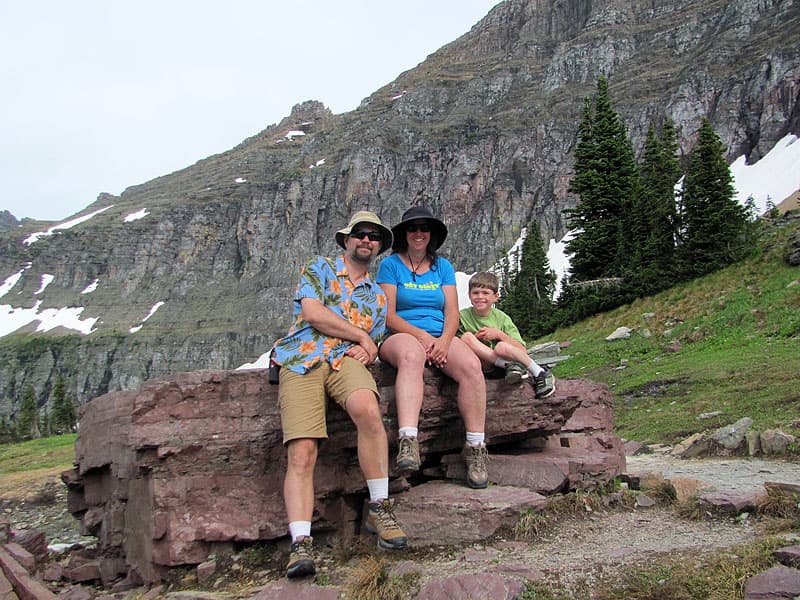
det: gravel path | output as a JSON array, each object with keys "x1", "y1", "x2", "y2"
[
  {"x1": 626, "y1": 453, "x2": 800, "y2": 493},
  {"x1": 405, "y1": 507, "x2": 761, "y2": 595},
  {"x1": 4, "y1": 454, "x2": 798, "y2": 598},
  {"x1": 388, "y1": 453, "x2": 800, "y2": 595}
]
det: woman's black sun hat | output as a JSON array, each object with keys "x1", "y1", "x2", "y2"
[{"x1": 391, "y1": 206, "x2": 448, "y2": 252}]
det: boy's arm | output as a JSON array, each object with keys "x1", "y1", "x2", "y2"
[
  {"x1": 475, "y1": 310, "x2": 527, "y2": 350},
  {"x1": 475, "y1": 326, "x2": 527, "y2": 351}
]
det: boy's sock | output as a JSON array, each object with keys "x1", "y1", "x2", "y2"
[
  {"x1": 493, "y1": 358, "x2": 510, "y2": 368},
  {"x1": 526, "y1": 359, "x2": 544, "y2": 377},
  {"x1": 399, "y1": 427, "x2": 418, "y2": 439},
  {"x1": 289, "y1": 521, "x2": 312, "y2": 542},
  {"x1": 367, "y1": 478, "x2": 389, "y2": 502},
  {"x1": 465, "y1": 431, "x2": 485, "y2": 447}
]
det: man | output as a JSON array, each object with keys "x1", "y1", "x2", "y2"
[{"x1": 271, "y1": 211, "x2": 408, "y2": 579}]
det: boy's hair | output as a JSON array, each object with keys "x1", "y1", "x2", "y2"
[{"x1": 469, "y1": 271, "x2": 499, "y2": 293}]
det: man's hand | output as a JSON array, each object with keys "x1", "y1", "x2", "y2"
[
  {"x1": 346, "y1": 333, "x2": 379, "y2": 364},
  {"x1": 345, "y1": 344, "x2": 373, "y2": 365},
  {"x1": 301, "y1": 297, "x2": 379, "y2": 362}
]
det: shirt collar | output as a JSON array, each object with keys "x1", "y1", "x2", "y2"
[{"x1": 335, "y1": 255, "x2": 375, "y2": 287}]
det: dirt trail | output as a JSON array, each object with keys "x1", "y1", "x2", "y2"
[
  {"x1": 373, "y1": 454, "x2": 800, "y2": 594},
  {"x1": 2, "y1": 454, "x2": 798, "y2": 597},
  {"x1": 625, "y1": 452, "x2": 800, "y2": 493}
]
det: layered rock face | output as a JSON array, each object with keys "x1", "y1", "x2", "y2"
[
  {"x1": 61, "y1": 367, "x2": 623, "y2": 583},
  {"x1": 1, "y1": 0, "x2": 798, "y2": 409}
]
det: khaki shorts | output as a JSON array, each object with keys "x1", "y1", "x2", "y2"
[{"x1": 278, "y1": 356, "x2": 379, "y2": 444}]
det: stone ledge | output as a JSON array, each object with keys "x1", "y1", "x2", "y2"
[
  {"x1": 0, "y1": 545, "x2": 56, "y2": 600},
  {"x1": 60, "y1": 366, "x2": 622, "y2": 583}
]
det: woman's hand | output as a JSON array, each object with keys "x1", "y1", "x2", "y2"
[
  {"x1": 426, "y1": 336, "x2": 452, "y2": 368},
  {"x1": 412, "y1": 331, "x2": 441, "y2": 365}
]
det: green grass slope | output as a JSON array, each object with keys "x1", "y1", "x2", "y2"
[{"x1": 546, "y1": 215, "x2": 800, "y2": 446}]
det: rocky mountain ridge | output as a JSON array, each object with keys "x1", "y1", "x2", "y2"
[
  {"x1": 1, "y1": 0, "x2": 799, "y2": 412},
  {"x1": 0, "y1": 211, "x2": 18, "y2": 233}
]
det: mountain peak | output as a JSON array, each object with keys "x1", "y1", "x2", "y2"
[{"x1": 1, "y1": 0, "x2": 798, "y2": 408}]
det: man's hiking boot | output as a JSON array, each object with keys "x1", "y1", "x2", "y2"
[
  {"x1": 396, "y1": 436, "x2": 421, "y2": 471},
  {"x1": 286, "y1": 536, "x2": 315, "y2": 578},
  {"x1": 461, "y1": 443, "x2": 489, "y2": 489},
  {"x1": 531, "y1": 368, "x2": 555, "y2": 399},
  {"x1": 504, "y1": 363, "x2": 526, "y2": 385},
  {"x1": 365, "y1": 499, "x2": 408, "y2": 550}
]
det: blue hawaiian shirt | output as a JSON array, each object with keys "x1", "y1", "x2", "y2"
[{"x1": 271, "y1": 255, "x2": 387, "y2": 374}]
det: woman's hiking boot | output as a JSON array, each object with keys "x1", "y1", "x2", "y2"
[
  {"x1": 461, "y1": 443, "x2": 489, "y2": 489},
  {"x1": 396, "y1": 435, "x2": 421, "y2": 471}
]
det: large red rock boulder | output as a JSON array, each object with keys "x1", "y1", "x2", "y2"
[{"x1": 61, "y1": 365, "x2": 623, "y2": 583}]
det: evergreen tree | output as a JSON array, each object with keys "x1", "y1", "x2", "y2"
[
  {"x1": 565, "y1": 77, "x2": 640, "y2": 281},
  {"x1": 633, "y1": 119, "x2": 682, "y2": 294},
  {"x1": 677, "y1": 119, "x2": 748, "y2": 279},
  {"x1": 39, "y1": 406, "x2": 50, "y2": 437},
  {"x1": 17, "y1": 385, "x2": 40, "y2": 440},
  {"x1": 64, "y1": 392, "x2": 77, "y2": 432},
  {"x1": 51, "y1": 374, "x2": 76, "y2": 434},
  {"x1": 629, "y1": 124, "x2": 659, "y2": 279},
  {"x1": 660, "y1": 118, "x2": 683, "y2": 236},
  {"x1": 0, "y1": 415, "x2": 14, "y2": 443},
  {"x1": 497, "y1": 222, "x2": 557, "y2": 339}
]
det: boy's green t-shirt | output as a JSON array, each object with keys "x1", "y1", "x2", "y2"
[{"x1": 458, "y1": 306, "x2": 525, "y2": 349}]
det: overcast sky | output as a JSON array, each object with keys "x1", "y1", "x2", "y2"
[{"x1": 0, "y1": 1, "x2": 501, "y2": 222}]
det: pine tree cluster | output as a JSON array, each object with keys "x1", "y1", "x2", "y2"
[
  {"x1": 4, "y1": 374, "x2": 76, "y2": 443},
  {"x1": 501, "y1": 77, "x2": 757, "y2": 336},
  {"x1": 497, "y1": 225, "x2": 556, "y2": 339}
]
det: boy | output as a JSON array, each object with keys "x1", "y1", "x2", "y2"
[{"x1": 459, "y1": 272, "x2": 555, "y2": 399}]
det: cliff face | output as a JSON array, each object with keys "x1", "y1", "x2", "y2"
[{"x1": 1, "y1": 0, "x2": 798, "y2": 410}]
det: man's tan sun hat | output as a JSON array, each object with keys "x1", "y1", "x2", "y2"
[{"x1": 335, "y1": 210, "x2": 393, "y2": 255}]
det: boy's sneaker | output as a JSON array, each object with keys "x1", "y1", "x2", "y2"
[
  {"x1": 504, "y1": 363, "x2": 527, "y2": 385},
  {"x1": 461, "y1": 443, "x2": 489, "y2": 489},
  {"x1": 286, "y1": 536, "x2": 315, "y2": 578},
  {"x1": 396, "y1": 436, "x2": 421, "y2": 471},
  {"x1": 531, "y1": 368, "x2": 555, "y2": 399},
  {"x1": 365, "y1": 499, "x2": 408, "y2": 550}
]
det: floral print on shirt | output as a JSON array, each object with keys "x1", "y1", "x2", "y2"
[{"x1": 271, "y1": 255, "x2": 387, "y2": 374}]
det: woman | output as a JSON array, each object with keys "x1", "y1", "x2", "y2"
[{"x1": 376, "y1": 206, "x2": 489, "y2": 488}]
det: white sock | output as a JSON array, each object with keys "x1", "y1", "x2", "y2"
[
  {"x1": 527, "y1": 361, "x2": 544, "y2": 377},
  {"x1": 465, "y1": 431, "x2": 485, "y2": 447},
  {"x1": 494, "y1": 358, "x2": 510, "y2": 368},
  {"x1": 367, "y1": 478, "x2": 389, "y2": 503},
  {"x1": 399, "y1": 427, "x2": 418, "y2": 439},
  {"x1": 289, "y1": 521, "x2": 311, "y2": 542}
]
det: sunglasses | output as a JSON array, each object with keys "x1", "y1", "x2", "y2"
[
  {"x1": 406, "y1": 223, "x2": 431, "y2": 233},
  {"x1": 349, "y1": 230, "x2": 383, "y2": 242}
]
